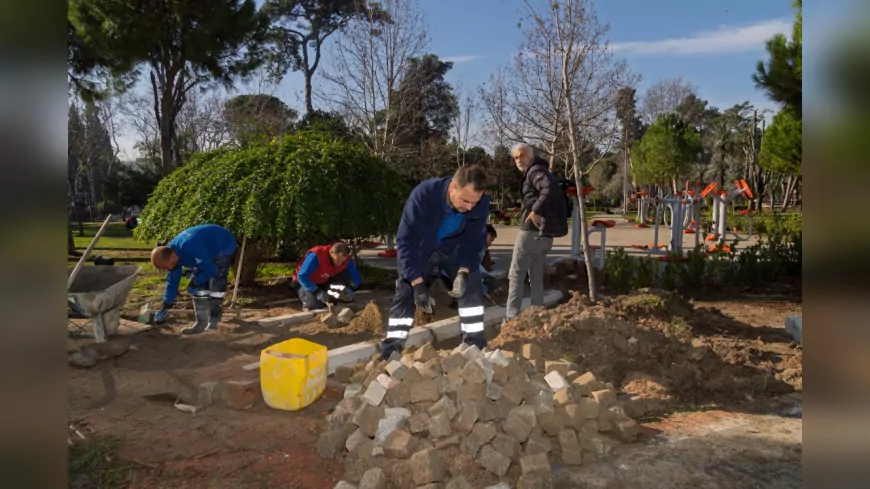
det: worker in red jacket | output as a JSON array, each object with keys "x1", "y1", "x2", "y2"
[{"x1": 290, "y1": 242, "x2": 363, "y2": 311}]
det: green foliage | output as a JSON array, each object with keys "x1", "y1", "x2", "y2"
[
  {"x1": 604, "y1": 248, "x2": 635, "y2": 293},
  {"x1": 69, "y1": 0, "x2": 270, "y2": 173},
  {"x1": 102, "y1": 161, "x2": 162, "y2": 209},
  {"x1": 223, "y1": 94, "x2": 298, "y2": 146},
  {"x1": 753, "y1": 0, "x2": 802, "y2": 116},
  {"x1": 136, "y1": 133, "x2": 409, "y2": 281},
  {"x1": 603, "y1": 213, "x2": 801, "y2": 294},
  {"x1": 632, "y1": 113, "x2": 701, "y2": 184},
  {"x1": 296, "y1": 110, "x2": 352, "y2": 139},
  {"x1": 759, "y1": 107, "x2": 802, "y2": 176}
]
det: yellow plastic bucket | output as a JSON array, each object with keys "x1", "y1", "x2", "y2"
[{"x1": 259, "y1": 338, "x2": 328, "y2": 411}]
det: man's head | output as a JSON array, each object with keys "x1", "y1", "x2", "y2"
[
  {"x1": 329, "y1": 242, "x2": 351, "y2": 266},
  {"x1": 485, "y1": 224, "x2": 497, "y2": 248},
  {"x1": 448, "y1": 164, "x2": 488, "y2": 213},
  {"x1": 151, "y1": 246, "x2": 179, "y2": 271},
  {"x1": 512, "y1": 142, "x2": 535, "y2": 171}
]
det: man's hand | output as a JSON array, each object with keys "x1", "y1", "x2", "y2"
[
  {"x1": 525, "y1": 211, "x2": 542, "y2": 228},
  {"x1": 448, "y1": 270, "x2": 468, "y2": 299},
  {"x1": 338, "y1": 287, "x2": 355, "y2": 303},
  {"x1": 154, "y1": 302, "x2": 173, "y2": 324},
  {"x1": 412, "y1": 282, "x2": 435, "y2": 314}
]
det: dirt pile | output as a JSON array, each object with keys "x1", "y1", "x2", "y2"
[
  {"x1": 343, "y1": 302, "x2": 385, "y2": 335},
  {"x1": 491, "y1": 289, "x2": 802, "y2": 415},
  {"x1": 319, "y1": 343, "x2": 639, "y2": 489}
]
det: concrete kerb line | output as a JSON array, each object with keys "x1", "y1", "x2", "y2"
[{"x1": 242, "y1": 289, "x2": 564, "y2": 374}]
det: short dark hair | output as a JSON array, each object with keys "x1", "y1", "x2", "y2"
[
  {"x1": 453, "y1": 164, "x2": 488, "y2": 192},
  {"x1": 486, "y1": 224, "x2": 497, "y2": 238},
  {"x1": 331, "y1": 242, "x2": 350, "y2": 255}
]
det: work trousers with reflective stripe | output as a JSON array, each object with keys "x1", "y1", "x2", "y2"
[
  {"x1": 292, "y1": 268, "x2": 353, "y2": 310},
  {"x1": 380, "y1": 249, "x2": 486, "y2": 359},
  {"x1": 189, "y1": 254, "x2": 234, "y2": 299}
]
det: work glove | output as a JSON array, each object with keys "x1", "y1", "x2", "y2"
[
  {"x1": 413, "y1": 282, "x2": 435, "y2": 314},
  {"x1": 447, "y1": 271, "x2": 468, "y2": 299},
  {"x1": 338, "y1": 287, "x2": 355, "y2": 303},
  {"x1": 154, "y1": 303, "x2": 172, "y2": 324}
]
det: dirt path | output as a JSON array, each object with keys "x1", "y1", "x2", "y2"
[
  {"x1": 68, "y1": 290, "x2": 802, "y2": 488},
  {"x1": 556, "y1": 394, "x2": 802, "y2": 488}
]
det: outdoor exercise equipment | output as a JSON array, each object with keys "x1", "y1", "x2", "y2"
[
  {"x1": 662, "y1": 180, "x2": 703, "y2": 237},
  {"x1": 701, "y1": 179, "x2": 755, "y2": 251},
  {"x1": 567, "y1": 185, "x2": 613, "y2": 269}
]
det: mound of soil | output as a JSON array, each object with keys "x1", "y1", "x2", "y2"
[
  {"x1": 491, "y1": 289, "x2": 802, "y2": 416},
  {"x1": 343, "y1": 301, "x2": 385, "y2": 335}
]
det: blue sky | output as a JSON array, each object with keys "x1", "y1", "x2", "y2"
[
  {"x1": 118, "y1": 0, "x2": 807, "y2": 159},
  {"x1": 275, "y1": 0, "x2": 796, "y2": 116}
]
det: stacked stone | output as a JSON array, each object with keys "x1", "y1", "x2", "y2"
[{"x1": 320, "y1": 342, "x2": 639, "y2": 489}]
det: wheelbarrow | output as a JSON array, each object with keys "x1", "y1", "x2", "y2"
[{"x1": 67, "y1": 265, "x2": 141, "y2": 343}]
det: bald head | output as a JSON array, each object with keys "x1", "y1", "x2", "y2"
[{"x1": 151, "y1": 246, "x2": 179, "y2": 271}]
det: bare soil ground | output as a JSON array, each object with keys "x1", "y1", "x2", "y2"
[{"x1": 68, "y1": 283, "x2": 801, "y2": 488}]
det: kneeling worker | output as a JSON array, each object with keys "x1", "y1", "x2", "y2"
[
  {"x1": 151, "y1": 224, "x2": 237, "y2": 334},
  {"x1": 379, "y1": 165, "x2": 490, "y2": 360},
  {"x1": 291, "y1": 242, "x2": 362, "y2": 311}
]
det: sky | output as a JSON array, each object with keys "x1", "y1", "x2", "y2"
[{"x1": 117, "y1": 0, "x2": 805, "y2": 160}]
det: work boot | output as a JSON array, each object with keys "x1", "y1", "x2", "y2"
[
  {"x1": 205, "y1": 297, "x2": 222, "y2": 332},
  {"x1": 182, "y1": 296, "x2": 210, "y2": 335}
]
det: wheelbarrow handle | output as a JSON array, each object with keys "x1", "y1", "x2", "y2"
[{"x1": 68, "y1": 215, "x2": 113, "y2": 290}]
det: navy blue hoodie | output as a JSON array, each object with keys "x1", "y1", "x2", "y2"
[{"x1": 396, "y1": 176, "x2": 490, "y2": 281}]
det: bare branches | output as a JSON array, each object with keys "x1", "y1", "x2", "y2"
[
  {"x1": 318, "y1": 0, "x2": 429, "y2": 165},
  {"x1": 640, "y1": 76, "x2": 697, "y2": 125}
]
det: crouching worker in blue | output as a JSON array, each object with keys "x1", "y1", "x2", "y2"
[
  {"x1": 150, "y1": 224, "x2": 237, "y2": 334},
  {"x1": 379, "y1": 165, "x2": 490, "y2": 360},
  {"x1": 290, "y1": 242, "x2": 362, "y2": 311}
]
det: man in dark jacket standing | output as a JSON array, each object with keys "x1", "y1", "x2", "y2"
[
  {"x1": 504, "y1": 143, "x2": 569, "y2": 325},
  {"x1": 379, "y1": 165, "x2": 491, "y2": 360}
]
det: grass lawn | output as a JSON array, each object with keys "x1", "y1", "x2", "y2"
[
  {"x1": 71, "y1": 222, "x2": 153, "y2": 250},
  {"x1": 69, "y1": 222, "x2": 397, "y2": 310}
]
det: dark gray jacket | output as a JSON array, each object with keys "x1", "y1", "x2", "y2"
[{"x1": 520, "y1": 157, "x2": 569, "y2": 238}]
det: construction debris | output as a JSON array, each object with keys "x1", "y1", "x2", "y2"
[{"x1": 322, "y1": 342, "x2": 639, "y2": 488}]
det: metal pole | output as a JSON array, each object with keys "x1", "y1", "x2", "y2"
[{"x1": 67, "y1": 214, "x2": 113, "y2": 289}]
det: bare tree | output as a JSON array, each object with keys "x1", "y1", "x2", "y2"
[
  {"x1": 318, "y1": 0, "x2": 428, "y2": 166},
  {"x1": 452, "y1": 80, "x2": 480, "y2": 165},
  {"x1": 176, "y1": 89, "x2": 232, "y2": 155},
  {"x1": 521, "y1": 0, "x2": 636, "y2": 302},
  {"x1": 640, "y1": 76, "x2": 696, "y2": 125},
  {"x1": 480, "y1": 32, "x2": 569, "y2": 173}
]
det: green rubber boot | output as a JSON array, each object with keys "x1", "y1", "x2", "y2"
[{"x1": 182, "y1": 296, "x2": 210, "y2": 335}]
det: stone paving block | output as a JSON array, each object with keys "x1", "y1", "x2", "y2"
[
  {"x1": 385, "y1": 361, "x2": 407, "y2": 380},
  {"x1": 409, "y1": 412, "x2": 430, "y2": 435},
  {"x1": 317, "y1": 428, "x2": 349, "y2": 460},
  {"x1": 334, "y1": 365, "x2": 355, "y2": 383},
  {"x1": 461, "y1": 421, "x2": 497, "y2": 457},
  {"x1": 429, "y1": 396, "x2": 459, "y2": 420},
  {"x1": 520, "y1": 452, "x2": 551, "y2": 474},
  {"x1": 362, "y1": 380, "x2": 387, "y2": 406},
  {"x1": 410, "y1": 449, "x2": 445, "y2": 485},
  {"x1": 478, "y1": 445, "x2": 511, "y2": 477},
  {"x1": 453, "y1": 400, "x2": 480, "y2": 435},
  {"x1": 353, "y1": 403, "x2": 385, "y2": 438},
  {"x1": 491, "y1": 432, "x2": 521, "y2": 461},
  {"x1": 385, "y1": 382, "x2": 411, "y2": 408},
  {"x1": 383, "y1": 429, "x2": 418, "y2": 459},
  {"x1": 558, "y1": 429, "x2": 583, "y2": 465},
  {"x1": 429, "y1": 412, "x2": 453, "y2": 439},
  {"x1": 358, "y1": 467, "x2": 386, "y2": 489},
  {"x1": 226, "y1": 379, "x2": 261, "y2": 410},
  {"x1": 411, "y1": 379, "x2": 440, "y2": 403}
]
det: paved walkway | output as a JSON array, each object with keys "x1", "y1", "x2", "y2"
[{"x1": 357, "y1": 215, "x2": 761, "y2": 270}]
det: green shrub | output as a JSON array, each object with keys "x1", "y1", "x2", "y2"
[{"x1": 136, "y1": 133, "x2": 409, "y2": 283}]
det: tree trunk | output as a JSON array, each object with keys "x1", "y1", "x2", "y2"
[
  {"x1": 780, "y1": 175, "x2": 797, "y2": 212},
  {"x1": 159, "y1": 95, "x2": 175, "y2": 176},
  {"x1": 304, "y1": 71, "x2": 314, "y2": 115},
  {"x1": 68, "y1": 222, "x2": 76, "y2": 255},
  {"x1": 234, "y1": 241, "x2": 266, "y2": 286}
]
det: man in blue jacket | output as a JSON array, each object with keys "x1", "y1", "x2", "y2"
[
  {"x1": 150, "y1": 224, "x2": 237, "y2": 334},
  {"x1": 379, "y1": 165, "x2": 491, "y2": 360}
]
